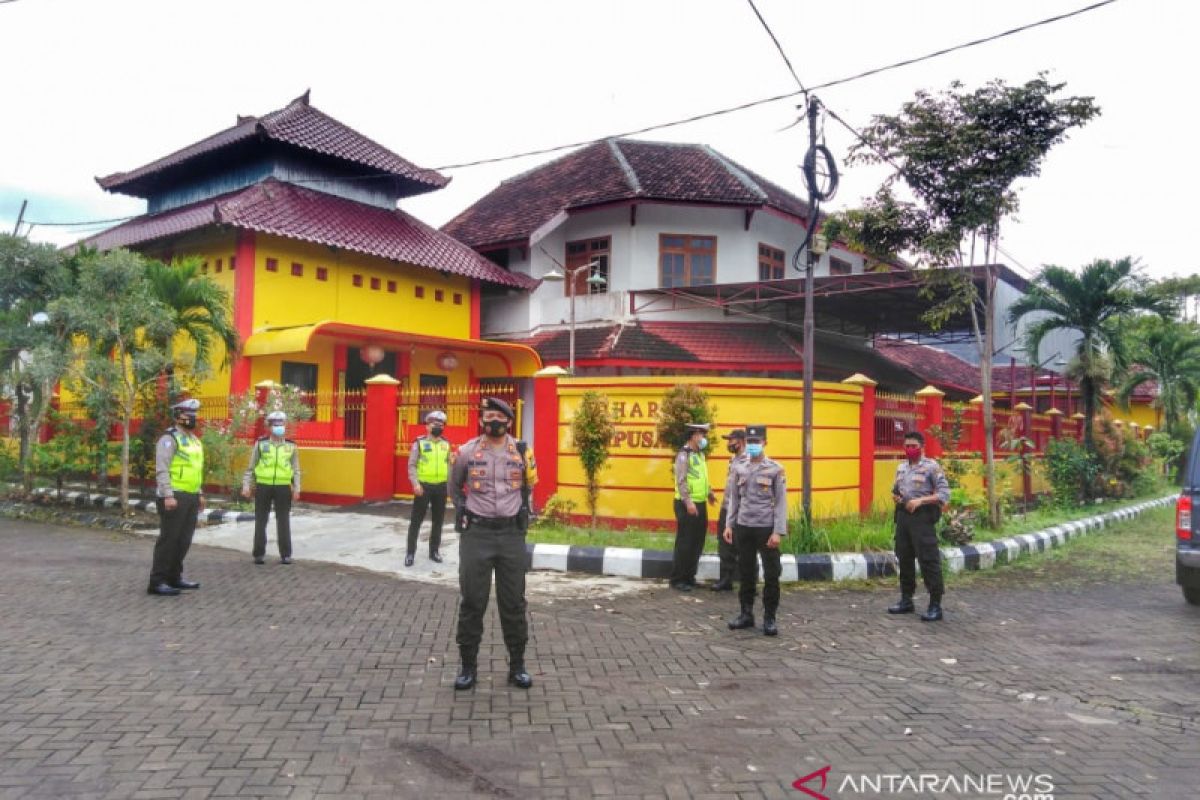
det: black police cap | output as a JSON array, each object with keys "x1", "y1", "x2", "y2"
[
  {"x1": 481, "y1": 396, "x2": 515, "y2": 420},
  {"x1": 745, "y1": 424, "x2": 767, "y2": 439}
]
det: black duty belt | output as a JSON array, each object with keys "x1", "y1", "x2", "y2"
[{"x1": 466, "y1": 513, "x2": 520, "y2": 530}]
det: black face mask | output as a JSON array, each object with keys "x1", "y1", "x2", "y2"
[
  {"x1": 178, "y1": 416, "x2": 197, "y2": 430},
  {"x1": 727, "y1": 444, "x2": 740, "y2": 454},
  {"x1": 430, "y1": 425, "x2": 444, "y2": 437},
  {"x1": 484, "y1": 420, "x2": 508, "y2": 437}
]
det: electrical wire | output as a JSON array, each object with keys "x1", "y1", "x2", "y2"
[
  {"x1": 433, "y1": 0, "x2": 1116, "y2": 171},
  {"x1": 18, "y1": 1, "x2": 1117, "y2": 227},
  {"x1": 745, "y1": 0, "x2": 807, "y2": 93}
]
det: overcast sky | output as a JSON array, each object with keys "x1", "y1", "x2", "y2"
[{"x1": 1, "y1": 0, "x2": 1195, "y2": 282}]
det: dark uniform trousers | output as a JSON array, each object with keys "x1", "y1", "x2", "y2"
[
  {"x1": 894, "y1": 506, "x2": 944, "y2": 600},
  {"x1": 456, "y1": 518, "x2": 528, "y2": 664},
  {"x1": 253, "y1": 484, "x2": 293, "y2": 560},
  {"x1": 151, "y1": 492, "x2": 200, "y2": 586},
  {"x1": 407, "y1": 482, "x2": 447, "y2": 556},
  {"x1": 671, "y1": 499, "x2": 708, "y2": 585},
  {"x1": 716, "y1": 503, "x2": 738, "y2": 583},
  {"x1": 735, "y1": 525, "x2": 781, "y2": 613}
]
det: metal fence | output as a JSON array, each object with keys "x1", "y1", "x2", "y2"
[{"x1": 874, "y1": 391, "x2": 923, "y2": 450}]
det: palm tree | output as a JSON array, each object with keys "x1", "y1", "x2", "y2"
[
  {"x1": 1116, "y1": 320, "x2": 1200, "y2": 436},
  {"x1": 144, "y1": 257, "x2": 239, "y2": 384},
  {"x1": 1007, "y1": 257, "x2": 1173, "y2": 451}
]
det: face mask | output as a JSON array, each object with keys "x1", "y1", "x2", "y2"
[
  {"x1": 178, "y1": 416, "x2": 197, "y2": 430},
  {"x1": 271, "y1": 425, "x2": 286, "y2": 437},
  {"x1": 904, "y1": 445, "x2": 921, "y2": 460},
  {"x1": 726, "y1": 443, "x2": 740, "y2": 454},
  {"x1": 698, "y1": 437, "x2": 708, "y2": 450},
  {"x1": 430, "y1": 425, "x2": 444, "y2": 437},
  {"x1": 485, "y1": 419, "x2": 508, "y2": 437},
  {"x1": 746, "y1": 443, "x2": 764, "y2": 457}
]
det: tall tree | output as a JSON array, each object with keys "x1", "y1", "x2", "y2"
[
  {"x1": 1115, "y1": 318, "x2": 1200, "y2": 437},
  {"x1": 1008, "y1": 258, "x2": 1172, "y2": 451},
  {"x1": 0, "y1": 234, "x2": 76, "y2": 488},
  {"x1": 52, "y1": 249, "x2": 175, "y2": 511},
  {"x1": 824, "y1": 74, "x2": 1099, "y2": 525}
]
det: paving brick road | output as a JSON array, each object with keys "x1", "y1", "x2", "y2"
[{"x1": 1, "y1": 517, "x2": 1197, "y2": 799}]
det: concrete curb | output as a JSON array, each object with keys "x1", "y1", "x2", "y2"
[
  {"x1": 29, "y1": 488, "x2": 254, "y2": 526},
  {"x1": 525, "y1": 495, "x2": 1178, "y2": 583}
]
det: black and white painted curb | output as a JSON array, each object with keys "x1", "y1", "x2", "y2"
[
  {"x1": 525, "y1": 495, "x2": 1178, "y2": 583},
  {"x1": 29, "y1": 488, "x2": 254, "y2": 526}
]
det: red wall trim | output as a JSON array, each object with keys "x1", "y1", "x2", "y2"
[
  {"x1": 558, "y1": 481, "x2": 856, "y2": 494},
  {"x1": 230, "y1": 229, "x2": 256, "y2": 395},
  {"x1": 532, "y1": 376, "x2": 560, "y2": 510}
]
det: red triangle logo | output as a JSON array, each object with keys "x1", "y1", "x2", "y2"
[{"x1": 792, "y1": 765, "x2": 831, "y2": 799}]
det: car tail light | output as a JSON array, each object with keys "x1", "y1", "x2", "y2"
[{"x1": 1177, "y1": 495, "x2": 1193, "y2": 541}]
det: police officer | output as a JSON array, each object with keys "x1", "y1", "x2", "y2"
[
  {"x1": 241, "y1": 410, "x2": 301, "y2": 565},
  {"x1": 712, "y1": 429, "x2": 747, "y2": 592},
  {"x1": 888, "y1": 430, "x2": 950, "y2": 622},
  {"x1": 723, "y1": 425, "x2": 787, "y2": 636},
  {"x1": 448, "y1": 397, "x2": 534, "y2": 691},
  {"x1": 148, "y1": 398, "x2": 205, "y2": 596},
  {"x1": 670, "y1": 422, "x2": 717, "y2": 592},
  {"x1": 405, "y1": 409, "x2": 450, "y2": 567}
]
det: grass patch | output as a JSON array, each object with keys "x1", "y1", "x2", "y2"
[
  {"x1": 529, "y1": 493, "x2": 1175, "y2": 557},
  {"x1": 528, "y1": 523, "x2": 720, "y2": 553},
  {"x1": 950, "y1": 504, "x2": 1175, "y2": 589}
]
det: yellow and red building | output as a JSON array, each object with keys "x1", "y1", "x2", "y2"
[{"x1": 81, "y1": 93, "x2": 541, "y2": 500}]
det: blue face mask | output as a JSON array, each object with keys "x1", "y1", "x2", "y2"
[
  {"x1": 271, "y1": 425, "x2": 286, "y2": 437},
  {"x1": 746, "y1": 443, "x2": 764, "y2": 457},
  {"x1": 698, "y1": 437, "x2": 708, "y2": 450}
]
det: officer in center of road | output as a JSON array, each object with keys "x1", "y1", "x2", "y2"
[
  {"x1": 147, "y1": 398, "x2": 206, "y2": 596},
  {"x1": 723, "y1": 425, "x2": 788, "y2": 636},
  {"x1": 242, "y1": 410, "x2": 301, "y2": 566},
  {"x1": 448, "y1": 396, "x2": 536, "y2": 691},
  {"x1": 712, "y1": 428, "x2": 747, "y2": 592},
  {"x1": 406, "y1": 409, "x2": 451, "y2": 567}
]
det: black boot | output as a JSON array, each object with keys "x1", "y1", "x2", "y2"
[
  {"x1": 920, "y1": 599, "x2": 943, "y2": 622},
  {"x1": 454, "y1": 664, "x2": 477, "y2": 690},
  {"x1": 507, "y1": 663, "x2": 533, "y2": 689},
  {"x1": 887, "y1": 595, "x2": 915, "y2": 614},
  {"x1": 728, "y1": 605, "x2": 755, "y2": 630},
  {"x1": 710, "y1": 577, "x2": 734, "y2": 592},
  {"x1": 762, "y1": 611, "x2": 778, "y2": 637}
]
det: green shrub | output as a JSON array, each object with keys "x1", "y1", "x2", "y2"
[
  {"x1": 1045, "y1": 437, "x2": 1097, "y2": 507},
  {"x1": 570, "y1": 390, "x2": 615, "y2": 527},
  {"x1": 654, "y1": 384, "x2": 716, "y2": 453}
]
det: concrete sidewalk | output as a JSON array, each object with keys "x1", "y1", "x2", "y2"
[{"x1": 192, "y1": 501, "x2": 652, "y2": 599}]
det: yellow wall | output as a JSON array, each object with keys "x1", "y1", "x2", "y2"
[
  {"x1": 556, "y1": 377, "x2": 862, "y2": 523},
  {"x1": 299, "y1": 446, "x2": 365, "y2": 497},
  {"x1": 129, "y1": 231, "x2": 480, "y2": 400},
  {"x1": 873, "y1": 455, "x2": 1051, "y2": 514},
  {"x1": 253, "y1": 235, "x2": 471, "y2": 339}
]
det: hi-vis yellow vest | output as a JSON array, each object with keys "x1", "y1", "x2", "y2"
[
  {"x1": 170, "y1": 431, "x2": 204, "y2": 493},
  {"x1": 415, "y1": 437, "x2": 450, "y2": 484},
  {"x1": 674, "y1": 449, "x2": 710, "y2": 501},
  {"x1": 254, "y1": 439, "x2": 296, "y2": 486}
]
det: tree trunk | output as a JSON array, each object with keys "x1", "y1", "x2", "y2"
[
  {"x1": 16, "y1": 382, "x2": 32, "y2": 492},
  {"x1": 120, "y1": 394, "x2": 132, "y2": 513}
]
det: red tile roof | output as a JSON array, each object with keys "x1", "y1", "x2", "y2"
[
  {"x1": 512, "y1": 322, "x2": 799, "y2": 365},
  {"x1": 874, "y1": 338, "x2": 984, "y2": 396},
  {"x1": 504, "y1": 322, "x2": 927, "y2": 386},
  {"x1": 97, "y1": 92, "x2": 447, "y2": 198},
  {"x1": 442, "y1": 139, "x2": 814, "y2": 249},
  {"x1": 79, "y1": 179, "x2": 535, "y2": 289}
]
